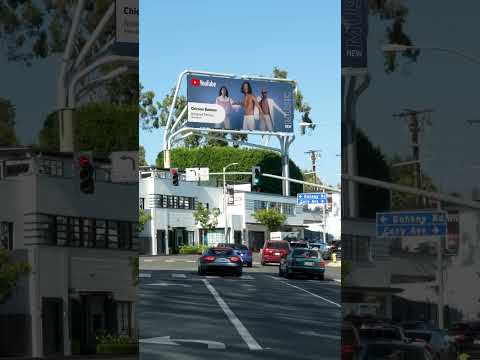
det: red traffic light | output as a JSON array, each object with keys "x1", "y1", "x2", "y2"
[{"x1": 78, "y1": 155, "x2": 91, "y2": 167}]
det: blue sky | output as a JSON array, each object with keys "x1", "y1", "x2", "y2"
[{"x1": 140, "y1": 0, "x2": 340, "y2": 186}]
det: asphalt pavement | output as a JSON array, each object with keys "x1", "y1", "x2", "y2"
[{"x1": 138, "y1": 254, "x2": 341, "y2": 360}]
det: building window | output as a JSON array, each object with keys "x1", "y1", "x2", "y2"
[
  {"x1": 282, "y1": 203, "x2": 295, "y2": 216},
  {"x1": 139, "y1": 198, "x2": 145, "y2": 209},
  {"x1": 117, "y1": 302, "x2": 132, "y2": 336},
  {"x1": 0, "y1": 222, "x2": 13, "y2": 250},
  {"x1": 38, "y1": 159, "x2": 63, "y2": 177},
  {"x1": 343, "y1": 234, "x2": 370, "y2": 262},
  {"x1": 5, "y1": 160, "x2": 30, "y2": 177},
  {"x1": 187, "y1": 231, "x2": 195, "y2": 246}
]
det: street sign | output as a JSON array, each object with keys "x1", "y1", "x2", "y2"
[
  {"x1": 110, "y1": 151, "x2": 138, "y2": 183},
  {"x1": 297, "y1": 193, "x2": 328, "y2": 205},
  {"x1": 376, "y1": 211, "x2": 447, "y2": 238},
  {"x1": 185, "y1": 167, "x2": 209, "y2": 182}
]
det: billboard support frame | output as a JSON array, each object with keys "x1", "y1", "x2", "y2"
[{"x1": 164, "y1": 69, "x2": 296, "y2": 196}]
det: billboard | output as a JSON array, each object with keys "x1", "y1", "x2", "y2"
[
  {"x1": 341, "y1": 0, "x2": 368, "y2": 68},
  {"x1": 114, "y1": 0, "x2": 139, "y2": 56},
  {"x1": 186, "y1": 74, "x2": 294, "y2": 133}
]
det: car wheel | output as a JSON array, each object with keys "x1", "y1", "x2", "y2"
[
  {"x1": 235, "y1": 270, "x2": 242, "y2": 277},
  {"x1": 247, "y1": 262, "x2": 253, "y2": 268},
  {"x1": 317, "y1": 274, "x2": 325, "y2": 281},
  {"x1": 279, "y1": 267, "x2": 284, "y2": 277},
  {"x1": 285, "y1": 271, "x2": 292, "y2": 279},
  {"x1": 198, "y1": 267, "x2": 205, "y2": 276},
  {"x1": 261, "y1": 260, "x2": 266, "y2": 266}
]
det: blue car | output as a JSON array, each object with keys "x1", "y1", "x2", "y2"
[{"x1": 230, "y1": 244, "x2": 253, "y2": 267}]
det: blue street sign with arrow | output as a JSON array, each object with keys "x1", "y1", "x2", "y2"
[
  {"x1": 376, "y1": 211, "x2": 447, "y2": 238},
  {"x1": 297, "y1": 193, "x2": 328, "y2": 205}
]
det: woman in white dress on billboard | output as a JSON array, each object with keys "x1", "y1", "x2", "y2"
[{"x1": 216, "y1": 86, "x2": 238, "y2": 129}]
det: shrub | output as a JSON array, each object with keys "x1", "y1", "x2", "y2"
[{"x1": 179, "y1": 244, "x2": 208, "y2": 254}]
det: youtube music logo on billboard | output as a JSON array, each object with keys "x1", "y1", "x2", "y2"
[{"x1": 191, "y1": 78, "x2": 216, "y2": 87}]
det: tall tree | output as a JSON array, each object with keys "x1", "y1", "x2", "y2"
[
  {"x1": 139, "y1": 145, "x2": 147, "y2": 166},
  {"x1": 0, "y1": 249, "x2": 31, "y2": 303},
  {"x1": 193, "y1": 204, "x2": 221, "y2": 245},
  {"x1": 252, "y1": 208, "x2": 287, "y2": 232},
  {"x1": 0, "y1": 98, "x2": 17, "y2": 146},
  {"x1": 356, "y1": 129, "x2": 391, "y2": 218}
]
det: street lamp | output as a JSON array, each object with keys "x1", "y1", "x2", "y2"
[
  {"x1": 381, "y1": 44, "x2": 480, "y2": 65},
  {"x1": 223, "y1": 162, "x2": 239, "y2": 242}
]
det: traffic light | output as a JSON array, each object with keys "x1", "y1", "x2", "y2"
[
  {"x1": 78, "y1": 154, "x2": 95, "y2": 194},
  {"x1": 252, "y1": 166, "x2": 261, "y2": 190},
  {"x1": 171, "y1": 168, "x2": 179, "y2": 186}
]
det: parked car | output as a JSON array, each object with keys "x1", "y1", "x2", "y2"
[
  {"x1": 230, "y1": 244, "x2": 253, "y2": 267},
  {"x1": 359, "y1": 324, "x2": 410, "y2": 343},
  {"x1": 342, "y1": 321, "x2": 362, "y2": 360},
  {"x1": 289, "y1": 240, "x2": 310, "y2": 249},
  {"x1": 405, "y1": 330, "x2": 457, "y2": 360},
  {"x1": 323, "y1": 241, "x2": 342, "y2": 260},
  {"x1": 260, "y1": 240, "x2": 290, "y2": 265},
  {"x1": 448, "y1": 321, "x2": 480, "y2": 352},
  {"x1": 197, "y1": 247, "x2": 242, "y2": 276},
  {"x1": 279, "y1": 248, "x2": 325, "y2": 280},
  {"x1": 357, "y1": 341, "x2": 434, "y2": 360},
  {"x1": 402, "y1": 321, "x2": 435, "y2": 331},
  {"x1": 308, "y1": 242, "x2": 327, "y2": 257}
]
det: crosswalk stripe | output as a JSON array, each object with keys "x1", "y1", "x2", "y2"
[{"x1": 171, "y1": 274, "x2": 187, "y2": 278}]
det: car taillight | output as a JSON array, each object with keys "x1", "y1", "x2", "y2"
[
  {"x1": 456, "y1": 334, "x2": 465, "y2": 342},
  {"x1": 229, "y1": 256, "x2": 240, "y2": 262},
  {"x1": 342, "y1": 344, "x2": 354, "y2": 354},
  {"x1": 203, "y1": 256, "x2": 215, "y2": 262},
  {"x1": 319, "y1": 261, "x2": 325, "y2": 267}
]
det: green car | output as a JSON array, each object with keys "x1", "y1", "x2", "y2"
[{"x1": 279, "y1": 248, "x2": 325, "y2": 280}]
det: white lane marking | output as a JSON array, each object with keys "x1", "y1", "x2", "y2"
[
  {"x1": 202, "y1": 279, "x2": 263, "y2": 351},
  {"x1": 334, "y1": 279, "x2": 341, "y2": 283},
  {"x1": 146, "y1": 282, "x2": 192, "y2": 287},
  {"x1": 139, "y1": 336, "x2": 226, "y2": 349},
  {"x1": 165, "y1": 259, "x2": 175, "y2": 263},
  {"x1": 139, "y1": 273, "x2": 152, "y2": 278},
  {"x1": 242, "y1": 275, "x2": 254, "y2": 280},
  {"x1": 172, "y1": 273, "x2": 187, "y2": 278},
  {"x1": 206, "y1": 276, "x2": 220, "y2": 279},
  {"x1": 281, "y1": 281, "x2": 341, "y2": 308},
  {"x1": 186, "y1": 260, "x2": 196, "y2": 263},
  {"x1": 143, "y1": 259, "x2": 153, "y2": 262},
  {"x1": 297, "y1": 331, "x2": 341, "y2": 340}
]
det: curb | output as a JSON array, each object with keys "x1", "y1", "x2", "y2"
[{"x1": 326, "y1": 262, "x2": 341, "y2": 267}]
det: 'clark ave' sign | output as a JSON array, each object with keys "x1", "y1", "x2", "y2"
[{"x1": 376, "y1": 211, "x2": 447, "y2": 238}]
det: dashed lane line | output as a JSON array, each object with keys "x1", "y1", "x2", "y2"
[
  {"x1": 202, "y1": 279, "x2": 263, "y2": 351},
  {"x1": 282, "y1": 281, "x2": 341, "y2": 308}
]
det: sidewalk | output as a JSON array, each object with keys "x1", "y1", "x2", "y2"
[{"x1": 326, "y1": 260, "x2": 341, "y2": 268}]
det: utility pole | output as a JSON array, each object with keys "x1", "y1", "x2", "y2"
[
  {"x1": 305, "y1": 150, "x2": 321, "y2": 185},
  {"x1": 392, "y1": 109, "x2": 434, "y2": 208},
  {"x1": 305, "y1": 150, "x2": 326, "y2": 243}
]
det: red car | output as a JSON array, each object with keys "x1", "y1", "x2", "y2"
[{"x1": 261, "y1": 240, "x2": 290, "y2": 265}]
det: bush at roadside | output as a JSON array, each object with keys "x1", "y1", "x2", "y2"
[{"x1": 179, "y1": 244, "x2": 209, "y2": 254}]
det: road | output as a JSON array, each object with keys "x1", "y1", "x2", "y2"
[{"x1": 138, "y1": 254, "x2": 341, "y2": 360}]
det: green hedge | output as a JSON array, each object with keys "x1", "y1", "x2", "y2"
[
  {"x1": 38, "y1": 102, "x2": 138, "y2": 158},
  {"x1": 179, "y1": 244, "x2": 208, "y2": 254},
  {"x1": 96, "y1": 343, "x2": 138, "y2": 354},
  {"x1": 156, "y1": 147, "x2": 303, "y2": 195}
]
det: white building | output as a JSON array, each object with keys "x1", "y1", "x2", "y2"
[
  {"x1": 0, "y1": 148, "x2": 137, "y2": 357},
  {"x1": 139, "y1": 168, "x2": 333, "y2": 255}
]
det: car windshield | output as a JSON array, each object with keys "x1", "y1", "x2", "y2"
[
  {"x1": 359, "y1": 328, "x2": 401, "y2": 340},
  {"x1": 266, "y1": 242, "x2": 289, "y2": 249},
  {"x1": 293, "y1": 249, "x2": 318, "y2": 258},
  {"x1": 363, "y1": 344, "x2": 425, "y2": 360},
  {"x1": 208, "y1": 248, "x2": 234, "y2": 256},
  {"x1": 405, "y1": 332, "x2": 432, "y2": 342}
]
